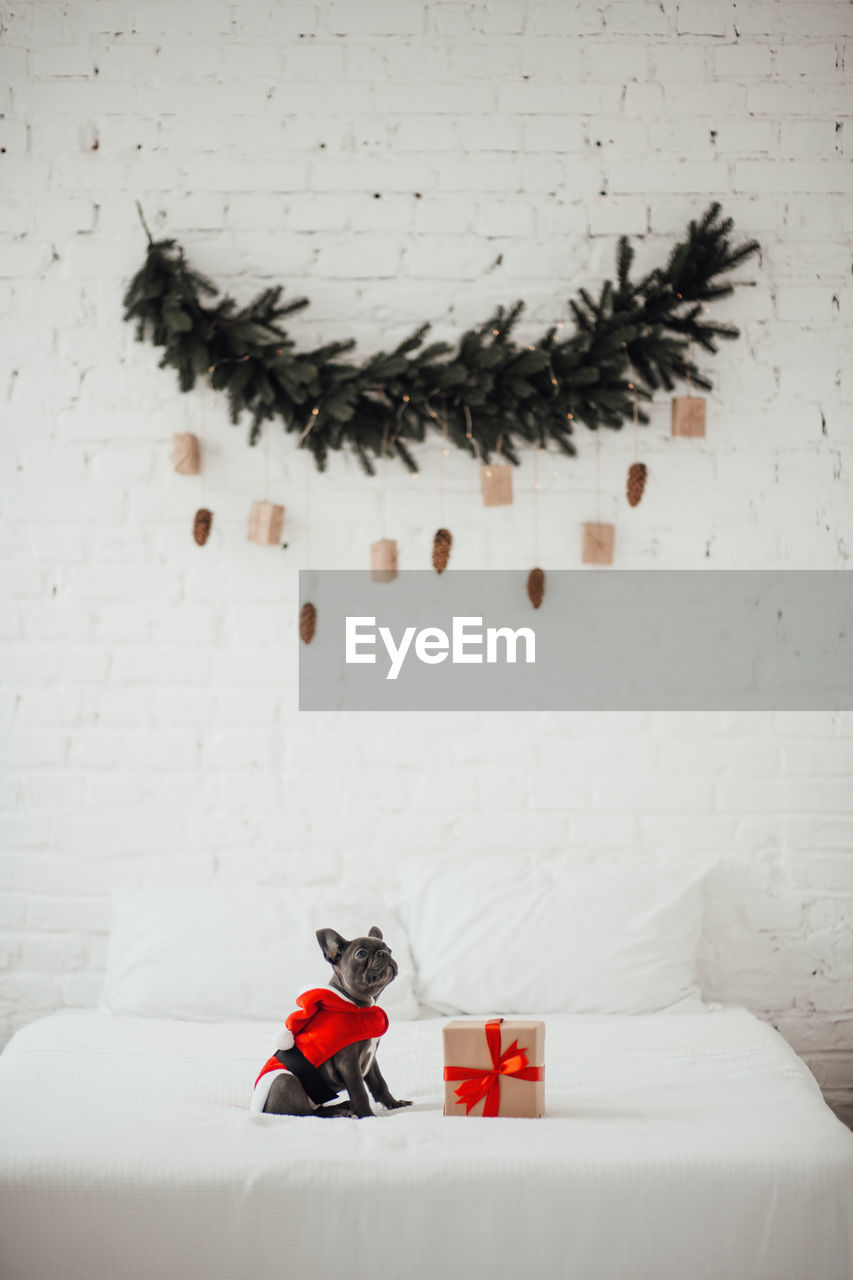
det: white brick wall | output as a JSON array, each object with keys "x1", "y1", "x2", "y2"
[{"x1": 1, "y1": 1, "x2": 852, "y2": 1123}]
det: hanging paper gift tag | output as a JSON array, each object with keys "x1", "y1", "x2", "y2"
[
  {"x1": 671, "y1": 396, "x2": 706, "y2": 438},
  {"x1": 582, "y1": 522, "x2": 614, "y2": 565},
  {"x1": 247, "y1": 500, "x2": 285, "y2": 546},
  {"x1": 370, "y1": 537, "x2": 398, "y2": 583},
  {"x1": 480, "y1": 463, "x2": 513, "y2": 507},
  {"x1": 170, "y1": 432, "x2": 201, "y2": 475}
]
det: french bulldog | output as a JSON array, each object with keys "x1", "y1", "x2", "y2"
[{"x1": 262, "y1": 926, "x2": 412, "y2": 1118}]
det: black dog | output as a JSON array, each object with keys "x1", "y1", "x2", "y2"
[{"x1": 257, "y1": 927, "x2": 412, "y2": 1118}]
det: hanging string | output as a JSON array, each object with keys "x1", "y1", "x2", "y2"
[
  {"x1": 533, "y1": 451, "x2": 540, "y2": 554},
  {"x1": 632, "y1": 383, "x2": 638, "y2": 460},
  {"x1": 686, "y1": 337, "x2": 692, "y2": 398},
  {"x1": 390, "y1": 396, "x2": 409, "y2": 453},
  {"x1": 200, "y1": 383, "x2": 213, "y2": 509},
  {"x1": 378, "y1": 421, "x2": 389, "y2": 535},
  {"x1": 422, "y1": 398, "x2": 449, "y2": 524},
  {"x1": 439, "y1": 410, "x2": 448, "y2": 527},
  {"x1": 304, "y1": 441, "x2": 312, "y2": 569},
  {"x1": 595, "y1": 428, "x2": 601, "y2": 526}
]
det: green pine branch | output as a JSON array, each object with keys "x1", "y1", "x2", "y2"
[{"x1": 122, "y1": 201, "x2": 759, "y2": 473}]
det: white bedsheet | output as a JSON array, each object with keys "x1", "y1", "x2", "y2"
[{"x1": 0, "y1": 1007, "x2": 851, "y2": 1280}]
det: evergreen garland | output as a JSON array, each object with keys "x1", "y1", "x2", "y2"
[{"x1": 123, "y1": 202, "x2": 759, "y2": 475}]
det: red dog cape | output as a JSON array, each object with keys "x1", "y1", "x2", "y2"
[{"x1": 251, "y1": 987, "x2": 389, "y2": 1113}]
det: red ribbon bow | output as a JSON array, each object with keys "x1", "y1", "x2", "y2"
[{"x1": 444, "y1": 1018, "x2": 544, "y2": 1117}]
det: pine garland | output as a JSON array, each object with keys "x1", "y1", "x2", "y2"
[{"x1": 123, "y1": 202, "x2": 759, "y2": 476}]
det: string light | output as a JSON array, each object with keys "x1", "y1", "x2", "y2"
[{"x1": 208, "y1": 353, "x2": 251, "y2": 374}]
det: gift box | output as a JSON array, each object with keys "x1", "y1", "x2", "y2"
[
  {"x1": 443, "y1": 1018, "x2": 545, "y2": 1118},
  {"x1": 247, "y1": 500, "x2": 285, "y2": 546},
  {"x1": 480, "y1": 463, "x2": 513, "y2": 507},
  {"x1": 370, "y1": 537, "x2": 398, "y2": 582}
]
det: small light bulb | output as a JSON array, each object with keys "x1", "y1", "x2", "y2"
[
  {"x1": 492, "y1": 329, "x2": 500, "y2": 336},
  {"x1": 311, "y1": 407, "x2": 319, "y2": 416}
]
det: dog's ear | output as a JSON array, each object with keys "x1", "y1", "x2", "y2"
[
  {"x1": 316, "y1": 928, "x2": 348, "y2": 964},
  {"x1": 368, "y1": 926, "x2": 383, "y2": 940}
]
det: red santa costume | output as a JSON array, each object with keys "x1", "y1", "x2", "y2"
[{"x1": 251, "y1": 986, "x2": 389, "y2": 1113}]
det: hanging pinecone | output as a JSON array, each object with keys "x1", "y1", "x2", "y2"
[
  {"x1": 432, "y1": 527, "x2": 452, "y2": 574},
  {"x1": 299, "y1": 601, "x2": 317, "y2": 645},
  {"x1": 527, "y1": 567, "x2": 545, "y2": 609},
  {"x1": 626, "y1": 463, "x2": 647, "y2": 507},
  {"x1": 193, "y1": 508, "x2": 213, "y2": 545}
]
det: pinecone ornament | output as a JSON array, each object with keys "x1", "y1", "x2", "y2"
[
  {"x1": 626, "y1": 463, "x2": 647, "y2": 508},
  {"x1": 193, "y1": 508, "x2": 213, "y2": 545},
  {"x1": 527, "y1": 567, "x2": 545, "y2": 609},
  {"x1": 299, "y1": 601, "x2": 317, "y2": 645},
  {"x1": 432, "y1": 527, "x2": 452, "y2": 574}
]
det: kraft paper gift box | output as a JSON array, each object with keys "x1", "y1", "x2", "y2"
[
  {"x1": 443, "y1": 1018, "x2": 545, "y2": 1118},
  {"x1": 247, "y1": 500, "x2": 285, "y2": 545}
]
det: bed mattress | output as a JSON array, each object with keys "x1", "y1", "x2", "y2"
[{"x1": 0, "y1": 1006, "x2": 851, "y2": 1280}]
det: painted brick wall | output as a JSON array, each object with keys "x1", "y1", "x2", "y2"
[{"x1": 1, "y1": 1, "x2": 851, "y2": 1122}]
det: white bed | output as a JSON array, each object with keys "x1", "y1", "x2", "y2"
[{"x1": 1, "y1": 1005, "x2": 851, "y2": 1280}]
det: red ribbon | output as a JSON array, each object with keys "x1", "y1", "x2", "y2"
[{"x1": 444, "y1": 1018, "x2": 544, "y2": 1117}]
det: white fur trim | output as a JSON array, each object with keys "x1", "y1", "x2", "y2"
[
  {"x1": 270, "y1": 1027, "x2": 295, "y2": 1053},
  {"x1": 251, "y1": 1067, "x2": 289, "y2": 1113},
  {"x1": 251, "y1": 1066, "x2": 319, "y2": 1114}
]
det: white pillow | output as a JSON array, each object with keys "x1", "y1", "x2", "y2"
[
  {"x1": 99, "y1": 887, "x2": 418, "y2": 1022},
  {"x1": 401, "y1": 854, "x2": 711, "y2": 1015}
]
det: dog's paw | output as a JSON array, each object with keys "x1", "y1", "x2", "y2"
[{"x1": 384, "y1": 1097, "x2": 413, "y2": 1110}]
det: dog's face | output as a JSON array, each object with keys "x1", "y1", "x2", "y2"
[{"x1": 316, "y1": 926, "x2": 398, "y2": 1004}]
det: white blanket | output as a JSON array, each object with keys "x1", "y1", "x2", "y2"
[{"x1": 0, "y1": 1007, "x2": 851, "y2": 1280}]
